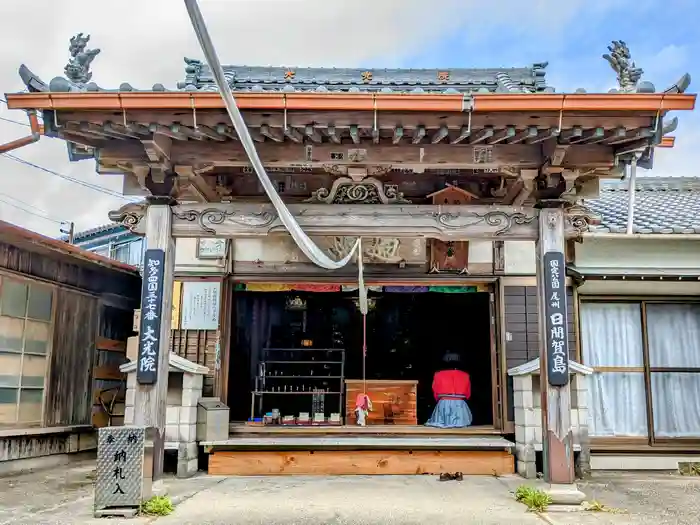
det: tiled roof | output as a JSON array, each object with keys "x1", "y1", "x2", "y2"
[
  {"x1": 174, "y1": 62, "x2": 551, "y2": 94},
  {"x1": 584, "y1": 178, "x2": 700, "y2": 234},
  {"x1": 69, "y1": 223, "x2": 124, "y2": 242},
  {"x1": 17, "y1": 36, "x2": 691, "y2": 96}
]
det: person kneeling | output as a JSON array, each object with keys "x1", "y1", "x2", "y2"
[{"x1": 425, "y1": 352, "x2": 472, "y2": 428}]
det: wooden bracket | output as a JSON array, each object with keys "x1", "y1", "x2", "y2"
[
  {"x1": 174, "y1": 165, "x2": 218, "y2": 202},
  {"x1": 512, "y1": 169, "x2": 538, "y2": 206}
]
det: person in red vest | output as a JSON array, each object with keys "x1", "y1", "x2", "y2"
[{"x1": 425, "y1": 352, "x2": 472, "y2": 428}]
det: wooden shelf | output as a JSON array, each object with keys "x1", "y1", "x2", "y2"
[
  {"x1": 263, "y1": 376, "x2": 342, "y2": 379},
  {"x1": 253, "y1": 391, "x2": 341, "y2": 395},
  {"x1": 265, "y1": 360, "x2": 341, "y2": 365}
]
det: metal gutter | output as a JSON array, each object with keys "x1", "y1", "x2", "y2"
[
  {"x1": 3, "y1": 91, "x2": 696, "y2": 113},
  {"x1": 626, "y1": 156, "x2": 638, "y2": 235},
  {"x1": 0, "y1": 110, "x2": 42, "y2": 153}
]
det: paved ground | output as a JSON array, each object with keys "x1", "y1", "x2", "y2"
[{"x1": 1, "y1": 460, "x2": 700, "y2": 524}]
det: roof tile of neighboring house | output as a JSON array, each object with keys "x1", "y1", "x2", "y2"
[
  {"x1": 584, "y1": 177, "x2": 700, "y2": 234},
  {"x1": 69, "y1": 223, "x2": 124, "y2": 242}
]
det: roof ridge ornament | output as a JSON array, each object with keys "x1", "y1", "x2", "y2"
[
  {"x1": 64, "y1": 33, "x2": 101, "y2": 85},
  {"x1": 603, "y1": 40, "x2": 643, "y2": 93}
]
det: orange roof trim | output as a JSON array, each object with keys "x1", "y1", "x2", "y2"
[
  {"x1": 659, "y1": 136, "x2": 676, "y2": 148},
  {"x1": 4, "y1": 91, "x2": 696, "y2": 113}
]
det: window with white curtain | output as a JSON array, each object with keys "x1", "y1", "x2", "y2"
[
  {"x1": 646, "y1": 304, "x2": 700, "y2": 438},
  {"x1": 92, "y1": 246, "x2": 110, "y2": 257},
  {"x1": 127, "y1": 239, "x2": 144, "y2": 269},
  {"x1": 580, "y1": 302, "x2": 648, "y2": 437},
  {"x1": 581, "y1": 300, "x2": 700, "y2": 442},
  {"x1": 111, "y1": 243, "x2": 131, "y2": 264}
]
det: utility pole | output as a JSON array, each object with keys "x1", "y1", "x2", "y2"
[{"x1": 60, "y1": 221, "x2": 75, "y2": 244}]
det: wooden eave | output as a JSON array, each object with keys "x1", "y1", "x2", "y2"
[
  {"x1": 4, "y1": 91, "x2": 696, "y2": 113},
  {"x1": 0, "y1": 219, "x2": 139, "y2": 276}
]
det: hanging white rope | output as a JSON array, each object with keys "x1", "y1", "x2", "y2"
[{"x1": 183, "y1": 0, "x2": 360, "y2": 271}]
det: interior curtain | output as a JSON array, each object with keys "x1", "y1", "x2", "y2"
[
  {"x1": 580, "y1": 302, "x2": 648, "y2": 437},
  {"x1": 646, "y1": 303, "x2": 700, "y2": 437}
]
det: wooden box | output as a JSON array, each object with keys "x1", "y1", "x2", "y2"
[{"x1": 345, "y1": 380, "x2": 417, "y2": 425}]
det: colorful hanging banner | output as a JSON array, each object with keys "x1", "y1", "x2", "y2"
[
  {"x1": 341, "y1": 285, "x2": 383, "y2": 292},
  {"x1": 428, "y1": 286, "x2": 479, "y2": 293},
  {"x1": 383, "y1": 286, "x2": 429, "y2": 293},
  {"x1": 290, "y1": 284, "x2": 342, "y2": 292},
  {"x1": 233, "y1": 282, "x2": 246, "y2": 291},
  {"x1": 244, "y1": 283, "x2": 293, "y2": 292}
]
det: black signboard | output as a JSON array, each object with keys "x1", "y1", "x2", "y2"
[
  {"x1": 137, "y1": 249, "x2": 166, "y2": 385},
  {"x1": 543, "y1": 251, "x2": 569, "y2": 387}
]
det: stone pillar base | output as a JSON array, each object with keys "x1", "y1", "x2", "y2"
[
  {"x1": 545, "y1": 483, "x2": 586, "y2": 505},
  {"x1": 515, "y1": 444, "x2": 537, "y2": 479},
  {"x1": 176, "y1": 442, "x2": 199, "y2": 478}
]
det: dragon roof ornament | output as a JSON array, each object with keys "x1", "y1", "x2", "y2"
[
  {"x1": 602, "y1": 39, "x2": 691, "y2": 95},
  {"x1": 64, "y1": 33, "x2": 100, "y2": 85},
  {"x1": 14, "y1": 35, "x2": 690, "y2": 97}
]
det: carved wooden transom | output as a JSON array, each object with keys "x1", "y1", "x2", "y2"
[{"x1": 305, "y1": 177, "x2": 411, "y2": 204}]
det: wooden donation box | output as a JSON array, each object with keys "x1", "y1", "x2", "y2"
[{"x1": 345, "y1": 380, "x2": 417, "y2": 425}]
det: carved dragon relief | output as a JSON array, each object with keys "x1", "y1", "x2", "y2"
[
  {"x1": 173, "y1": 208, "x2": 278, "y2": 235},
  {"x1": 565, "y1": 203, "x2": 602, "y2": 240},
  {"x1": 167, "y1": 205, "x2": 542, "y2": 239},
  {"x1": 305, "y1": 177, "x2": 411, "y2": 204},
  {"x1": 435, "y1": 210, "x2": 536, "y2": 236},
  {"x1": 108, "y1": 202, "x2": 148, "y2": 233},
  {"x1": 325, "y1": 236, "x2": 402, "y2": 263}
]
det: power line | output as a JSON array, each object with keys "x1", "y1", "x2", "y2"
[
  {"x1": 0, "y1": 191, "x2": 67, "y2": 223},
  {"x1": 0, "y1": 115, "x2": 31, "y2": 128},
  {"x1": 2, "y1": 152, "x2": 134, "y2": 201},
  {"x1": 0, "y1": 197, "x2": 64, "y2": 225}
]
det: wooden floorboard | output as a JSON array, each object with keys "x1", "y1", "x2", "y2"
[{"x1": 208, "y1": 449, "x2": 515, "y2": 476}]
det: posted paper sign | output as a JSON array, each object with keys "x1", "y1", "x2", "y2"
[{"x1": 181, "y1": 281, "x2": 221, "y2": 330}]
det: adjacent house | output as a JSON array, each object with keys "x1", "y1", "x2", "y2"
[
  {"x1": 70, "y1": 223, "x2": 145, "y2": 270},
  {"x1": 573, "y1": 177, "x2": 700, "y2": 470},
  {"x1": 0, "y1": 220, "x2": 140, "y2": 474}
]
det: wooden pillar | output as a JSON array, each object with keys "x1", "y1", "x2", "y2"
[
  {"x1": 536, "y1": 207, "x2": 575, "y2": 485},
  {"x1": 133, "y1": 199, "x2": 175, "y2": 480}
]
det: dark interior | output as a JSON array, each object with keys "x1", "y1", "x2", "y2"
[{"x1": 229, "y1": 290, "x2": 493, "y2": 425}]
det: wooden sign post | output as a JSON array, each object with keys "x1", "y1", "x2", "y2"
[
  {"x1": 133, "y1": 201, "x2": 175, "y2": 480},
  {"x1": 536, "y1": 207, "x2": 575, "y2": 486}
]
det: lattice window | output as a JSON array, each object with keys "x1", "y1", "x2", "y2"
[{"x1": 0, "y1": 275, "x2": 54, "y2": 426}]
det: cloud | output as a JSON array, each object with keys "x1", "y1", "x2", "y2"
[{"x1": 0, "y1": 0, "x2": 695, "y2": 235}]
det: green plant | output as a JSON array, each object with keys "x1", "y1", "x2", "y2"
[
  {"x1": 515, "y1": 485, "x2": 552, "y2": 513},
  {"x1": 585, "y1": 500, "x2": 626, "y2": 514},
  {"x1": 679, "y1": 462, "x2": 700, "y2": 476},
  {"x1": 140, "y1": 495, "x2": 174, "y2": 516},
  {"x1": 586, "y1": 500, "x2": 606, "y2": 512}
]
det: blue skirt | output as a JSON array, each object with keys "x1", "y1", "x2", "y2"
[{"x1": 425, "y1": 398, "x2": 473, "y2": 428}]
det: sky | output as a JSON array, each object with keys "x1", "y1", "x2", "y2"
[{"x1": 0, "y1": 0, "x2": 698, "y2": 237}]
